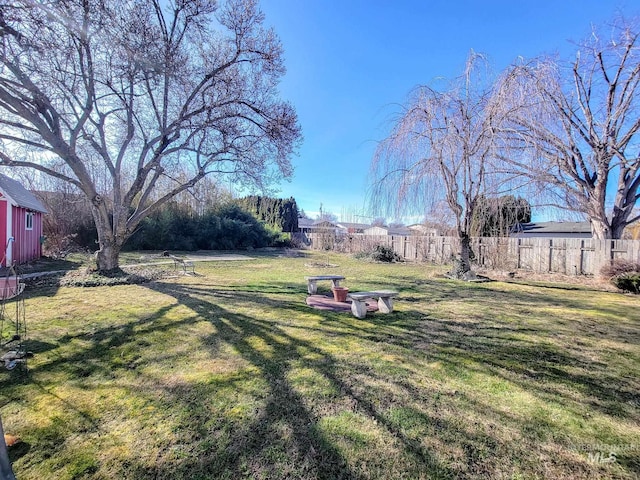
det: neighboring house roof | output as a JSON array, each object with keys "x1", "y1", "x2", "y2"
[
  {"x1": 512, "y1": 222, "x2": 592, "y2": 235},
  {"x1": 407, "y1": 224, "x2": 441, "y2": 235},
  {"x1": 388, "y1": 227, "x2": 412, "y2": 236},
  {"x1": 363, "y1": 225, "x2": 388, "y2": 233},
  {"x1": 0, "y1": 174, "x2": 48, "y2": 213},
  {"x1": 313, "y1": 220, "x2": 338, "y2": 228},
  {"x1": 297, "y1": 218, "x2": 340, "y2": 230},
  {"x1": 336, "y1": 222, "x2": 370, "y2": 231},
  {"x1": 364, "y1": 225, "x2": 413, "y2": 236},
  {"x1": 298, "y1": 217, "x2": 315, "y2": 228}
]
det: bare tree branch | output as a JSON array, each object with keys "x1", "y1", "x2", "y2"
[
  {"x1": 495, "y1": 16, "x2": 640, "y2": 238},
  {"x1": 0, "y1": 0, "x2": 301, "y2": 270}
]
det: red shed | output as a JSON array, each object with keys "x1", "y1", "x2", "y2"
[{"x1": 0, "y1": 174, "x2": 47, "y2": 267}]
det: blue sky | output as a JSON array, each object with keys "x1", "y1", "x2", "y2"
[{"x1": 260, "y1": 0, "x2": 634, "y2": 222}]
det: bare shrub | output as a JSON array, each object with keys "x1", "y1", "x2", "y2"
[
  {"x1": 600, "y1": 259, "x2": 640, "y2": 279},
  {"x1": 600, "y1": 259, "x2": 640, "y2": 294}
]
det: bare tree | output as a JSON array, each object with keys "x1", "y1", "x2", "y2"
[
  {"x1": 370, "y1": 53, "x2": 504, "y2": 277},
  {"x1": 0, "y1": 0, "x2": 300, "y2": 270},
  {"x1": 34, "y1": 180, "x2": 95, "y2": 256},
  {"x1": 495, "y1": 17, "x2": 640, "y2": 239}
]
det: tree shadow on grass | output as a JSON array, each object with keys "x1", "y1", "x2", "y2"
[
  {"x1": 353, "y1": 275, "x2": 640, "y2": 421},
  {"x1": 388, "y1": 273, "x2": 639, "y2": 323},
  {"x1": 363, "y1": 302, "x2": 639, "y2": 424},
  {"x1": 143, "y1": 280, "x2": 636, "y2": 479},
  {"x1": 257, "y1": 274, "x2": 640, "y2": 423},
  {"x1": 160, "y1": 277, "x2": 640, "y2": 422},
  {"x1": 2, "y1": 283, "x2": 367, "y2": 479},
  {"x1": 135, "y1": 280, "x2": 458, "y2": 479},
  {"x1": 6, "y1": 272, "x2": 638, "y2": 479}
]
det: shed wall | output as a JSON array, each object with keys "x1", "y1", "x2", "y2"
[
  {"x1": 9, "y1": 206, "x2": 43, "y2": 266},
  {"x1": 0, "y1": 199, "x2": 6, "y2": 265}
]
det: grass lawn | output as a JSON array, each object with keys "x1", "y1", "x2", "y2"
[{"x1": 1, "y1": 250, "x2": 638, "y2": 479}]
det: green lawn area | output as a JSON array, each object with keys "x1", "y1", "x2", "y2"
[{"x1": 1, "y1": 250, "x2": 638, "y2": 479}]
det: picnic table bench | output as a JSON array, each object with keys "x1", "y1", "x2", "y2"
[
  {"x1": 169, "y1": 255, "x2": 195, "y2": 274},
  {"x1": 305, "y1": 275, "x2": 345, "y2": 294},
  {"x1": 347, "y1": 290, "x2": 399, "y2": 319}
]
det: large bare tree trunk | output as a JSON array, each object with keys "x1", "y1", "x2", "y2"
[
  {"x1": 90, "y1": 196, "x2": 126, "y2": 272},
  {"x1": 610, "y1": 223, "x2": 627, "y2": 240},
  {"x1": 94, "y1": 241, "x2": 121, "y2": 272},
  {"x1": 587, "y1": 184, "x2": 613, "y2": 239},
  {"x1": 459, "y1": 234, "x2": 472, "y2": 273},
  {"x1": 589, "y1": 218, "x2": 626, "y2": 240},
  {"x1": 590, "y1": 223, "x2": 611, "y2": 240},
  {"x1": 448, "y1": 233, "x2": 473, "y2": 279}
]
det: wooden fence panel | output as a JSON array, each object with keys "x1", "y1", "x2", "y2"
[
  {"x1": 473, "y1": 237, "x2": 518, "y2": 270},
  {"x1": 565, "y1": 238, "x2": 580, "y2": 275},
  {"x1": 630, "y1": 240, "x2": 640, "y2": 263},
  {"x1": 517, "y1": 238, "x2": 535, "y2": 270},
  {"x1": 580, "y1": 239, "x2": 595, "y2": 275},
  {"x1": 549, "y1": 239, "x2": 566, "y2": 274}
]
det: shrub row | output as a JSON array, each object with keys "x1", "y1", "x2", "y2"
[{"x1": 125, "y1": 203, "x2": 289, "y2": 251}]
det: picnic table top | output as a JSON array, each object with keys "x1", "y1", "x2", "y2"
[
  {"x1": 305, "y1": 275, "x2": 345, "y2": 281},
  {"x1": 348, "y1": 290, "x2": 399, "y2": 299}
]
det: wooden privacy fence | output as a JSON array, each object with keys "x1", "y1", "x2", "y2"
[{"x1": 294, "y1": 233, "x2": 640, "y2": 276}]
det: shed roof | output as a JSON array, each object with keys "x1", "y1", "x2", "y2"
[{"x1": 0, "y1": 174, "x2": 48, "y2": 213}]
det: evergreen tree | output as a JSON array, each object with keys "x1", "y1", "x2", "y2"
[{"x1": 236, "y1": 196, "x2": 299, "y2": 232}]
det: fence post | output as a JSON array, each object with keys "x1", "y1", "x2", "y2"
[
  {"x1": 579, "y1": 239, "x2": 585, "y2": 275},
  {"x1": 605, "y1": 239, "x2": 613, "y2": 272}
]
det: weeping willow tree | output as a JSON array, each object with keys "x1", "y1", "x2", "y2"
[{"x1": 370, "y1": 53, "x2": 509, "y2": 278}]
